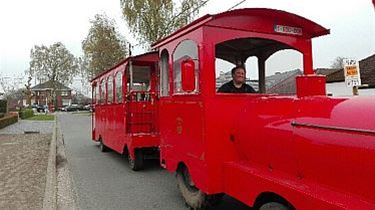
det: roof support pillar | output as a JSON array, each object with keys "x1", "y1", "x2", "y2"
[
  {"x1": 258, "y1": 55, "x2": 266, "y2": 93},
  {"x1": 303, "y1": 40, "x2": 314, "y2": 75},
  {"x1": 129, "y1": 61, "x2": 133, "y2": 91}
]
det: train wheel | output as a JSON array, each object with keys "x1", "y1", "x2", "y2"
[
  {"x1": 259, "y1": 202, "x2": 289, "y2": 210},
  {"x1": 128, "y1": 149, "x2": 144, "y2": 171},
  {"x1": 99, "y1": 139, "x2": 108, "y2": 152},
  {"x1": 176, "y1": 166, "x2": 222, "y2": 210}
]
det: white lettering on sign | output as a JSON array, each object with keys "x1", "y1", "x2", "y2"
[
  {"x1": 274, "y1": 25, "x2": 303, "y2": 36},
  {"x1": 343, "y1": 58, "x2": 361, "y2": 87}
]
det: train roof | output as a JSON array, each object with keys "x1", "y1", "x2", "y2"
[
  {"x1": 151, "y1": 8, "x2": 330, "y2": 49},
  {"x1": 90, "y1": 51, "x2": 158, "y2": 83}
]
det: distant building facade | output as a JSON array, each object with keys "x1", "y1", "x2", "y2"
[
  {"x1": 30, "y1": 80, "x2": 72, "y2": 108},
  {"x1": 266, "y1": 69, "x2": 303, "y2": 95}
]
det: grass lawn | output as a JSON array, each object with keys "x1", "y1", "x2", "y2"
[{"x1": 25, "y1": 115, "x2": 55, "y2": 121}]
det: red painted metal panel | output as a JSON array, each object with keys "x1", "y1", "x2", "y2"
[
  {"x1": 126, "y1": 91, "x2": 158, "y2": 134},
  {"x1": 296, "y1": 75, "x2": 326, "y2": 97}
]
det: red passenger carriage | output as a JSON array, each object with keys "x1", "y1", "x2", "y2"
[{"x1": 91, "y1": 52, "x2": 159, "y2": 171}]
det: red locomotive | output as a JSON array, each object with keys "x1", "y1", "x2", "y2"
[{"x1": 92, "y1": 8, "x2": 375, "y2": 210}]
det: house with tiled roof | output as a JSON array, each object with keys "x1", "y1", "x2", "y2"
[
  {"x1": 359, "y1": 54, "x2": 375, "y2": 87},
  {"x1": 315, "y1": 68, "x2": 341, "y2": 78},
  {"x1": 31, "y1": 80, "x2": 72, "y2": 108}
]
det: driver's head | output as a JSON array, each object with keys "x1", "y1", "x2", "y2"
[{"x1": 231, "y1": 65, "x2": 246, "y2": 85}]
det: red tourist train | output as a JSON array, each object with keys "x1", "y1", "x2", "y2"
[{"x1": 91, "y1": 8, "x2": 375, "y2": 210}]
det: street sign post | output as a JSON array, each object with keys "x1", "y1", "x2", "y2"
[{"x1": 343, "y1": 58, "x2": 361, "y2": 95}]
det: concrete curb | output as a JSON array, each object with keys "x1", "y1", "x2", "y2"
[
  {"x1": 56, "y1": 113, "x2": 77, "y2": 209},
  {"x1": 42, "y1": 115, "x2": 57, "y2": 210}
]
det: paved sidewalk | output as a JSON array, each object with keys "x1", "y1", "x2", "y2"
[
  {"x1": 0, "y1": 119, "x2": 54, "y2": 134},
  {"x1": 0, "y1": 116, "x2": 54, "y2": 209},
  {"x1": 0, "y1": 134, "x2": 51, "y2": 209}
]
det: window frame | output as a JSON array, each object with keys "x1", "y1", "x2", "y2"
[
  {"x1": 100, "y1": 79, "x2": 106, "y2": 104},
  {"x1": 172, "y1": 39, "x2": 200, "y2": 95},
  {"x1": 160, "y1": 49, "x2": 170, "y2": 97},
  {"x1": 115, "y1": 71, "x2": 123, "y2": 103},
  {"x1": 107, "y1": 76, "x2": 114, "y2": 104}
]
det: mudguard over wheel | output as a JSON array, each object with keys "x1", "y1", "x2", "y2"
[
  {"x1": 176, "y1": 166, "x2": 222, "y2": 210},
  {"x1": 259, "y1": 202, "x2": 289, "y2": 210},
  {"x1": 128, "y1": 149, "x2": 144, "y2": 171}
]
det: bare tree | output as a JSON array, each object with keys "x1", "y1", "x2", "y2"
[
  {"x1": 0, "y1": 73, "x2": 25, "y2": 110},
  {"x1": 0, "y1": 73, "x2": 24, "y2": 100},
  {"x1": 330, "y1": 56, "x2": 347, "y2": 69},
  {"x1": 23, "y1": 76, "x2": 33, "y2": 107}
]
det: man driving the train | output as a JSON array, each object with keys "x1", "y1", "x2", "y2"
[{"x1": 218, "y1": 65, "x2": 256, "y2": 93}]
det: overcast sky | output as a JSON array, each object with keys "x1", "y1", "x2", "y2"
[{"x1": 0, "y1": 0, "x2": 374, "y2": 82}]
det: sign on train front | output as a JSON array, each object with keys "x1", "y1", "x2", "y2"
[{"x1": 343, "y1": 58, "x2": 361, "y2": 87}]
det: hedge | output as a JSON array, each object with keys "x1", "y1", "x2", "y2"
[
  {"x1": 0, "y1": 99, "x2": 6, "y2": 113},
  {"x1": 0, "y1": 114, "x2": 18, "y2": 129},
  {"x1": 19, "y1": 108, "x2": 34, "y2": 119}
]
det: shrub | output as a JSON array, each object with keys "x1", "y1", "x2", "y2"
[
  {"x1": 0, "y1": 99, "x2": 7, "y2": 113},
  {"x1": 0, "y1": 114, "x2": 18, "y2": 129},
  {"x1": 19, "y1": 108, "x2": 34, "y2": 119},
  {"x1": 0, "y1": 112, "x2": 4, "y2": 118}
]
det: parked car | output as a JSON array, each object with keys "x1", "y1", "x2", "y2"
[
  {"x1": 34, "y1": 104, "x2": 47, "y2": 113},
  {"x1": 59, "y1": 105, "x2": 68, "y2": 112},
  {"x1": 66, "y1": 104, "x2": 84, "y2": 112},
  {"x1": 66, "y1": 104, "x2": 78, "y2": 112},
  {"x1": 83, "y1": 104, "x2": 92, "y2": 111}
]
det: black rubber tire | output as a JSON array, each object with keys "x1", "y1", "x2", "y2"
[
  {"x1": 128, "y1": 149, "x2": 144, "y2": 171},
  {"x1": 259, "y1": 202, "x2": 289, "y2": 210},
  {"x1": 176, "y1": 166, "x2": 222, "y2": 210},
  {"x1": 99, "y1": 140, "x2": 108, "y2": 152}
]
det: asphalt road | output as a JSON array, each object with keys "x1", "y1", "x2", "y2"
[{"x1": 59, "y1": 113, "x2": 252, "y2": 210}]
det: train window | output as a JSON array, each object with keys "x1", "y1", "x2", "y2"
[
  {"x1": 215, "y1": 37, "x2": 302, "y2": 95},
  {"x1": 132, "y1": 66, "x2": 150, "y2": 91},
  {"x1": 100, "y1": 79, "x2": 105, "y2": 104},
  {"x1": 173, "y1": 39, "x2": 199, "y2": 94},
  {"x1": 92, "y1": 84, "x2": 97, "y2": 104},
  {"x1": 160, "y1": 49, "x2": 170, "y2": 96},
  {"x1": 115, "y1": 72, "x2": 123, "y2": 103},
  {"x1": 215, "y1": 58, "x2": 236, "y2": 91},
  {"x1": 95, "y1": 85, "x2": 99, "y2": 104},
  {"x1": 127, "y1": 64, "x2": 151, "y2": 92},
  {"x1": 262, "y1": 50, "x2": 303, "y2": 95},
  {"x1": 107, "y1": 76, "x2": 113, "y2": 103}
]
